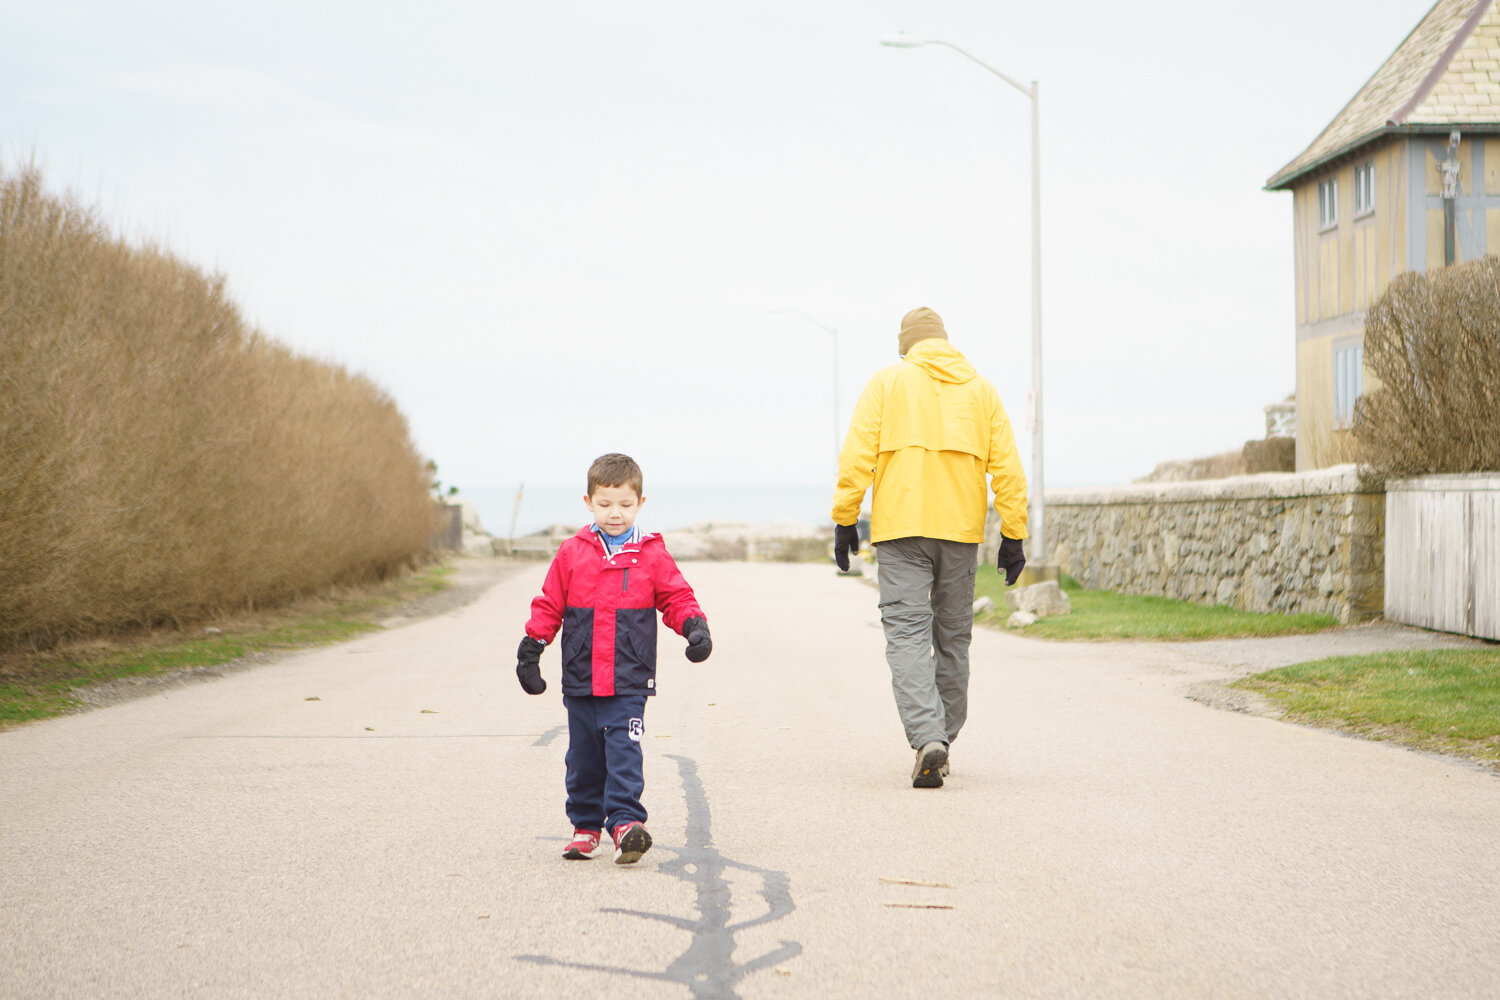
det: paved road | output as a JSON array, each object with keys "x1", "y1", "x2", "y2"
[{"x1": 4, "y1": 560, "x2": 1499, "y2": 999}]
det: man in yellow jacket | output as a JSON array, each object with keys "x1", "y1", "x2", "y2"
[{"x1": 831, "y1": 307, "x2": 1028, "y2": 788}]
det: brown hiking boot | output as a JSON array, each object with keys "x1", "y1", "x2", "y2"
[{"x1": 912, "y1": 741, "x2": 948, "y2": 788}]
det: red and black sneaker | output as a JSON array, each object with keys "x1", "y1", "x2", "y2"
[
  {"x1": 563, "y1": 828, "x2": 601, "y2": 860},
  {"x1": 611, "y1": 821, "x2": 652, "y2": 865}
]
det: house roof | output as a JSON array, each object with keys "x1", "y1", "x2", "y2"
[{"x1": 1266, "y1": 0, "x2": 1500, "y2": 189}]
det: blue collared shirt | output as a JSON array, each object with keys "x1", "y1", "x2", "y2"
[{"x1": 592, "y1": 523, "x2": 639, "y2": 555}]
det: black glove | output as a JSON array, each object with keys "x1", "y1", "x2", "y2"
[
  {"x1": 833, "y1": 523, "x2": 861, "y2": 572},
  {"x1": 683, "y1": 616, "x2": 712, "y2": 663},
  {"x1": 516, "y1": 636, "x2": 547, "y2": 694},
  {"x1": 998, "y1": 536, "x2": 1027, "y2": 587}
]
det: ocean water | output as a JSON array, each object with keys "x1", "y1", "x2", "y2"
[{"x1": 460, "y1": 484, "x2": 840, "y2": 537}]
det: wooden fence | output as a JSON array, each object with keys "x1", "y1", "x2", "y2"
[
  {"x1": 428, "y1": 502, "x2": 463, "y2": 552},
  {"x1": 1385, "y1": 474, "x2": 1500, "y2": 640}
]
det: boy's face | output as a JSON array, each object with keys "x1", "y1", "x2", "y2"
[{"x1": 584, "y1": 483, "x2": 644, "y2": 536}]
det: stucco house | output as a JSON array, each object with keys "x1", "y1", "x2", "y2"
[{"x1": 1266, "y1": 0, "x2": 1500, "y2": 470}]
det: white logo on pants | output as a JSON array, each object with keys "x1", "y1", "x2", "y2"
[{"x1": 628, "y1": 718, "x2": 644, "y2": 742}]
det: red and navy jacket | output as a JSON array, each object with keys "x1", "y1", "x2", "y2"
[{"x1": 523, "y1": 526, "x2": 705, "y2": 698}]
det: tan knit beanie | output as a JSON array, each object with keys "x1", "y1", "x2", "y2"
[{"x1": 898, "y1": 307, "x2": 948, "y2": 355}]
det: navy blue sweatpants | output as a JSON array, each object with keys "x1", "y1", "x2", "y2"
[{"x1": 562, "y1": 693, "x2": 648, "y2": 834}]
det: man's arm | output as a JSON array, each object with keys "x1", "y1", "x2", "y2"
[
  {"x1": 986, "y1": 392, "x2": 1029, "y2": 540},
  {"x1": 831, "y1": 376, "x2": 883, "y2": 527}
]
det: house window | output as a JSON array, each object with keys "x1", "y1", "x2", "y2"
[
  {"x1": 1334, "y1": 341, "x2": 1363, "y2": 427},
  {"x1": 1318, "y1": 177, "x2": 1339, "y2": 230},
  {"x1": 1353, "y1": 161, "x2": 1375, "y2": 216}
]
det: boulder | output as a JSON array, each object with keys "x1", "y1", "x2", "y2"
[
  {"x1": 659, "y1": 531, "x2": 711, "y2": 560},
  {"x1": 660, "y1": 520, "x2": 830, "y2": 562},
  {"x1": 746, "y1": 520, "x2": 822, "y2": 540},
  {"x1": 973, "y1": 595, "x2": 995, "y2": 615},
  {"x1": 1015, "y1": 580, "x2": 1072, "y2": 618},
  {"x1": 1007, "y1": 610, "x2": 1038, "y2": 628}
]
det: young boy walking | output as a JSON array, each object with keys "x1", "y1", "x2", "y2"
[{"x1": 515, "y1": 453, "x2": 712, "y2": 864}]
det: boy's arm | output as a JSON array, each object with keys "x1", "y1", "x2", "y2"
[
  {"x1": 653, "y1": 547, "x2": 711, "y2": 663},
  {"x1": 524, "y1": 547, "x2": 569, "y2": 644},
  {"x1": 516, "y1": 547, "x2": 570, "y2": 694},
  {"x1": 651, "y1": 546, "x2": 704, "y2": 635}
]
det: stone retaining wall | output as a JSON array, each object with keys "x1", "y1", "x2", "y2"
[{"x1": 1034, "y1": 464, "x2": 1385, "y2": 623}]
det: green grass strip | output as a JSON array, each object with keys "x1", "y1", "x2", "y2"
[
  {"x1": 972, "y1": 565, "x2": 1337, "y2": 640},
  {"x1": 0, "y1": 682, "x2": 80, "y2": 725},
  {"x1": 1232, "y1": 648, "x2": 1500, "y2": 762}
]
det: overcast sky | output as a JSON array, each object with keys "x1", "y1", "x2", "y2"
[{"x1": 3, "y1": 1, "x2": 1434, "y2": 495}]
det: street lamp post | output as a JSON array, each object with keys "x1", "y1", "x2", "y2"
[
  {"x1": 880, "y1": 33, "x2": 1046, "y2": 564},
  {"x1": 771, "y1": 309, "x2": 841, "y2": 479}
]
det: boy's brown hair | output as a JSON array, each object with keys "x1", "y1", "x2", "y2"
[{"x1": 587, "y1": 453, "x2": 644, "y2": 497}]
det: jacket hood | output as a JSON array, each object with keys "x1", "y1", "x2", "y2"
[{"x1": 902, "y1": 338, "x2": 976, "y2": 384}]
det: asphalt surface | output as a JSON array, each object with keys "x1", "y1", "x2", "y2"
[{"x1": 3, "y1": 559, "x2": 1499, "y2": 999}]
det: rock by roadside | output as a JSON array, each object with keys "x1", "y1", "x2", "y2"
[
  {"x1": 1004, "y1": 581, "x2": 1072, "y2": 627},
  {"x1": 660, "y1": 520, "x2": 827, "y2": 562}
]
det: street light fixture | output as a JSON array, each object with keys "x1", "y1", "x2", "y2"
[
  {"x1": 879, "y1": 32, "x2": 1047, "y2": 564},
  {"x1": 771, "y1": 309, "x2": 841, "y2": 479}
]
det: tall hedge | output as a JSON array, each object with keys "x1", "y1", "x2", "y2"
[
  {"x1": 1355, "y1": 257, "x2": 1500, "y2": 477},
  {"x1": 0, "y1": 167, "x2": 437, "y2": 650}
]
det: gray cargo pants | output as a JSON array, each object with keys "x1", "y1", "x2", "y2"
[{"x1": 874, "y1": 536, "x2": 979, "y2": 750}]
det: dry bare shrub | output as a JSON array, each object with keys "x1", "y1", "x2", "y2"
[
  {"x1": 0, "y1": 166, "x2": 437, "y2": 650},
  {"x1": 1242, "y1": 436, "x2": 1295, "y2": 474},
  {"x1": 1136, "y1": 450, "x2": 1247, "y2": 483},
  {"x1": 1355, "y1": 258, "x2": 1500, "y2": 476}
]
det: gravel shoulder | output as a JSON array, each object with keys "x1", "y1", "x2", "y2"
[
  {"x1": 1140, "y1": 618, "x2": 1494, "y2": 675},
  {"x1": 71, "y1": 556, "x2": 527, "y2": 712}
]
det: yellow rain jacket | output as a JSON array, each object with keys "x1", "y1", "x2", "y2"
[{"x1": 831, "y1": 338, "x2": 1028, "y2": 544}]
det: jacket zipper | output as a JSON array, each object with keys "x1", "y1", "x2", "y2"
[{"x1": 597, "y1": 533, "x2": 634, "y2": 593}]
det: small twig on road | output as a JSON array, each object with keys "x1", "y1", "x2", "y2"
[{"x1": 878, "y1": 877, "x2": 955, "y2": 889}]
